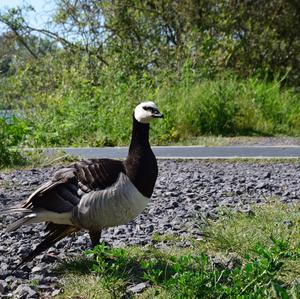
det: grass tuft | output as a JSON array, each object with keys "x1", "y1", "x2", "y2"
[{"x1": 55, "y1": 201, "x2": 300, "y2": 298}]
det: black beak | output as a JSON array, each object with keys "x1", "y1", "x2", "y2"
[
  {"x1": 152, "y1": 109, "x2": 164, "y2": 118},
  {"x1": 152, "y1": 112, "x2": 164, "y2": 118}
]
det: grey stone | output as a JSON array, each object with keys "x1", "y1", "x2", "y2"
[
  {"x1": 51, "y1": 289, "x2": 61, "y2": 296},
  {"x1": 13, "y1": 284, "x2": 38, "y2": 298},
  {"x1": 256, "y1": 182, "x2": 268, "y2": 189},
  {"x1": 169, "y1": 202, "x2": 179, "y2": 208},
  {"x1": 41, "y1": 254, "x2": 58, "y2": 263},
  {"x1": 11, "y1": 279, "x2": 22, "y2": 290},
  {"x1": 37, "y1": 284, "x2": 52, "y2": 291},
  {"x1": 17, "y1": 245, "x2": 29, "y2": 255},
  {"x1": 127, "y1": 282, "x2": 149, "y2": 294},
  {"x1": 5, "y1": 276, "x2": 15, "y2": 284},
  {"x1": 31, "y1": 266, "x2": 43, "y2": 273},
  {"x1": 0, "y1": 280, "x2": 8, "y2": 294}
]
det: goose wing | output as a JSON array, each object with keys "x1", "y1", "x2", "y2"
[{"x1": 22, "y1": 158, "x2": 126, "y2": 212}]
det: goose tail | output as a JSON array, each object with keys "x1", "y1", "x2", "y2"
[
  {"x1": 2, "y1": 207, "x2": 73, "y2": 233},
  {"x1": 0, "y1": 207, "x2": 37, "y2": 232},
  {"x1": 0, "y1": 207, "x2": 32, "y2": 216},
  {"x1": 6, "y1": 213, "x2": 37, "y2": 232}
]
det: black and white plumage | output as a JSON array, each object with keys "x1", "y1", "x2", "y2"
[{"x1": 1, "y1": 101, "x2": 163, "y2": 266}]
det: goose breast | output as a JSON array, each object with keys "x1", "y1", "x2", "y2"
[{"x1": 71, "y1": 172, "x2": 149, "y2": 230}]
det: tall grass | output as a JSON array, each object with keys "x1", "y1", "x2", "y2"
[
  {"x1": 21, "y1": 73, "x2": 300, "y2": 147},
  {"x1": 158, "y1": 76, "x2": 300, "y2": 140},
  {"x1": 1, "y1": 64, "x2": 299, "y2": 151}
]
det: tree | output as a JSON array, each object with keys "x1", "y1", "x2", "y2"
[{"x1": 0, "y1": 0, "x2": 299, "y2": 84}]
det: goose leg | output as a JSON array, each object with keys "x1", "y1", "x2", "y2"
[{"x1": 89, "y1": 230, "x2": 102, "y2": 247}]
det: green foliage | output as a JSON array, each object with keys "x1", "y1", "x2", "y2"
[
  {"x1": 204, "y1": 200, "x2": 300, "y2": 257},
  {"x1": 51, "y1": 0, "x2": 300, "y2": 85},
  {"x1": 16, "y1": 68, "x2": 300, "y2": 147},
  {"x1": 1, "y1": 1, "x2": 300, "y2": 147},
  {"x1": 58, "y1": 238, "x2": 299, "y2": 299},
  {"x1": 57, "y1": 200, "x2": 300, "y2": 298},
  {"x1": 166, "y1": 75, "x2": 300, "y2": 138},
  {"x1": 0, "y1": 116, "x2": 29, "y2": 167}
]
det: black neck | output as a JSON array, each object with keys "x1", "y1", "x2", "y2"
[
  {"x1": 128, "y1": 115, "x2": 150, "y2": 154},
  {"x1": 124, "y1": 114, "x2": 157, "y2": 198}
]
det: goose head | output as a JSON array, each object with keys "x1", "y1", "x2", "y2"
[{"x1": 134, "y1": 101, "x2": 164, "y2": 124}]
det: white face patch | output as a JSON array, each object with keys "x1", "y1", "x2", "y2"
[{"x1": 134, "y1": 101, "x2": 159, "y2": 124}]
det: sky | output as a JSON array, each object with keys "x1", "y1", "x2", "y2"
[{"x1": 0, "y1": 0, "x2": 54, "y2": 28}]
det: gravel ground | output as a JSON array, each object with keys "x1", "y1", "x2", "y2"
[{"x1": 0, "y1": 160, "x2": 300, "y2": 298}]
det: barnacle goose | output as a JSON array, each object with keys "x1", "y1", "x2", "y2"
[{"x1": 1, "y1": 101, "x2": 163, "y2": 265}]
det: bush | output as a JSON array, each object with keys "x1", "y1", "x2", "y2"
[{"x1": 0, "y1": 116, "x2": 29, "y2": 167}]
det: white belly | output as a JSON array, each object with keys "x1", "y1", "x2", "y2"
[{"x1": 72, "y1": 173, "x2": 149, "y2": 230}]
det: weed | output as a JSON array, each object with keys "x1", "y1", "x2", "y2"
[
  {"x1": 56, "y1": 201, "x2": 300, "y2": 298},
  {"x1": 57, "y1": 240, "x2": 299, "y2": 298}
]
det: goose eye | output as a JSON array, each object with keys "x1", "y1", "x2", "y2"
[{"x1": 143, "y1": 106, "x2": 156, "y2": 113}]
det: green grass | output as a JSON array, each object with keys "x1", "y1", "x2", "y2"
[
  {"x1": 0, "y1": 117, "x2": 29, "y2": 168},
  {"x1": 13, "y1": 74, "x2": 300, "y2": 148},
  {"x1": 55, "y1": 200, "x2": 300, "y2": 299}
]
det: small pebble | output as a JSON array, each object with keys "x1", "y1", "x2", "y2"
[{"x1": 127, "y1": 282, "x2": 150, "y2": 294}]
